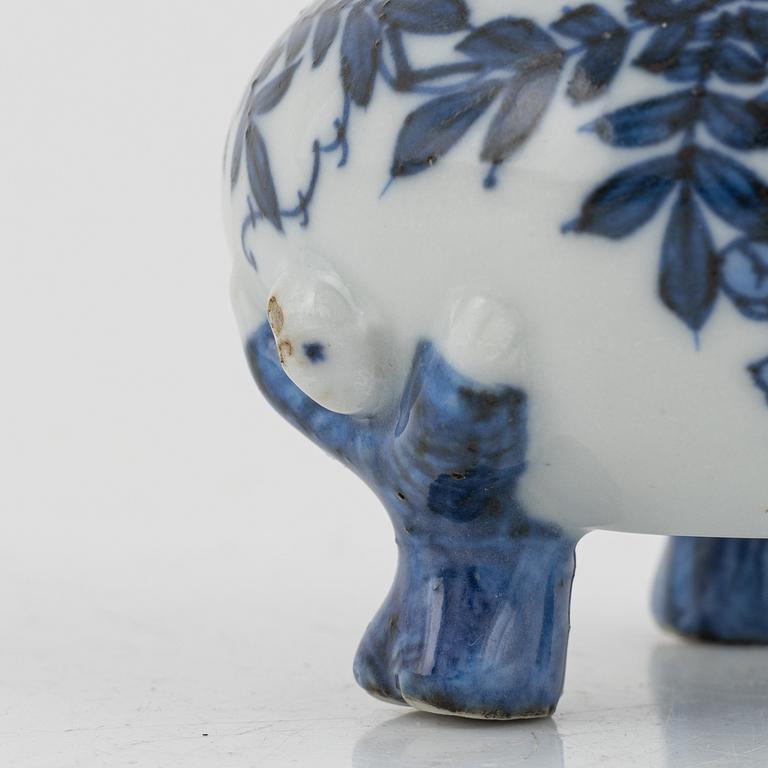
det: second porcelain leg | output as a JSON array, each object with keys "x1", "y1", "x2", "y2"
[{"x1": 653, "y1": 537, "x2": 768, "y2": 644}]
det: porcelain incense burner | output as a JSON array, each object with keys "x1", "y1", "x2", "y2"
[{"x1": 224, "y1": 0, "x2": 768, "y2": 719}]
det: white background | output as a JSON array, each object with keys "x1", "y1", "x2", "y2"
[{"x1": 1, "y1": 2, "x2": 767, "y2": 766}]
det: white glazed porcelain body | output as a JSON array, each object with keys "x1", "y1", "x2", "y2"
[{"x1": 225, "y1": 0, "x2": 768, "y2": 538}]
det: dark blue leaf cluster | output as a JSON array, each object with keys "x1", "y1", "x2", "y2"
[
  {"x1": 391, "y1": 16, "x2": 564, "y2": 181},
  {"x1": 568, "y1": 138, "x2": 768, "y2": 331},
  {"x1": 234, "y1": 0, "x2": 357, "y2": 230},
  {"x1": 230, "y1": 42, "x2": 286, "y2": 188},
  {"x1": 551, "y1": 4, "x2": 630, "y2": 103},
  {"x1": 633, "y1": 2, "x2": 768, "y2": 84},
  {"x1": 569, "y1": 0, "x2": 768, "y2": 344}
]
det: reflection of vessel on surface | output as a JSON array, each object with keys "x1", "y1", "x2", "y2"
[
  {"x1": 650, "y1": 642, "x2": 768, "y2": 768},
  {"x1": 352, "y1": 711, "x2": 564, "y2": 768}
]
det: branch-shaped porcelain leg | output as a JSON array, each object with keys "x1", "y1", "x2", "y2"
[
  {"x1": 244, "y1": 290, "x2": 579, "y2": 720},
  {"x1": 353, "y1": 342, "x2": 578, "y2": 719},
  {"x1": 245, "y1": 322, "x2": 367, "y2": 467},
  {"x1": 654, "y1": 537, "x2": 768, "y2": 644}
]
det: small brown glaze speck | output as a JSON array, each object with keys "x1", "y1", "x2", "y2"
[
  {"x1": 268, "y1": 295, "x2": 285, "y2": 334},
  {"x1": 278, "y1": 340, "x2": 294, "y2": 364}
]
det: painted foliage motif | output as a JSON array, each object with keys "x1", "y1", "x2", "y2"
[{"x1": 231, "y1": 0, "x2": 768, "y2": 405}]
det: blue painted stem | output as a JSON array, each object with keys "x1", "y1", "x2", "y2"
[
  {"x1": 245, "y1": 322, "x2": 578, "y2": 719},
  {"x1": 654, "y1": 537, "x2": 768, "y2": 644}
]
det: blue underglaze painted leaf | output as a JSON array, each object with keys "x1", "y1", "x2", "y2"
[
  {"x1": 750, "y1": 357, "x2": 768, "y2": 403},
  {"x1": 341, "y1": 3, "x2": 381, "y2": 107},
  {"x1": 481, "y1": 66, "x2": 560, "y2": 164},
  {"x1": 286, "y1": 15, "x2": 314, "y2": 65},
  {"x1": 391, "y1": 80, "x2": 502, "y2": 178},
  {"x1": 567, "y1": 32, "x2": 630, "y2": 103},
  {"x1": 634, "y1": 23, "x2": 693, "y2": 73},
  {"x1": 660, "y1": 186, "x2": 719, "y2": 331},
  {"x1": 231, "y1": 44, "x2": 286, "y2": 189},
  {"x1": 722, "y1": 239, "x2": 768, "y2": 320},
  {"x1": 245, "y1": 125, "x2": 283, "y2": 232},
  {"x1": 567, "y1": 155, "x2": 678, "y2": 239},
  {"x1": 738, "y1": 8, "x2": 768, "y2": 62},
  {"x1": 702, "y1": 92, "x2": 768, "y2": 150},
  {"x1": 693, "y1": 148, "x2": 768, "y2": 238},
  {"x1": 252, "y1": 61, "x2": 302, "y2": 115},
  {"x1": 254, "y1": 43, "x2": 286, "y2": 86},
  {"x1": 456, "y1": 18, "x2": 562, "y2": 69},
  {"x1": 658, "y1": 45, "x2": 706, "y2": 82},
  {"x1": 627, "y1": 0, "x2": 719, "y2": 24},
  {"x1": 551, "y1": 4, "x2": 624, "y2": 41},
  {"x1": 714, "y1": 42, "x2": 766, "y2": 84},
  {"x1": 313, "y1": 8, "x2": 342, "y2": 67},
  {"x1": 589, "y1": 90, "x2": 696, "y2": 147},
  {"x1": 377, "y1": 0, "x2": 469, "y2": 34}
]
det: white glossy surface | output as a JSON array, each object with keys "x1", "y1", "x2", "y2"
[{"x1": 225, "y1": 0, "x2": 768, "y2": 537}]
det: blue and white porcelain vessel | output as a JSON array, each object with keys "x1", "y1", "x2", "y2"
[{"x1": 224, "y1": 0, "x2": 768, "y2": 719}]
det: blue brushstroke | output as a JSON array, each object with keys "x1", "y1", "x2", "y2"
[{"x1": 303, "y1": 342, "x2": 327, "y2": 363}]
